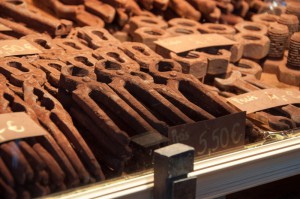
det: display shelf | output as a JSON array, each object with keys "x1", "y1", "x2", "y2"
[{"x1": 47, "y1": 135, "x2": 300, "y2": 199}]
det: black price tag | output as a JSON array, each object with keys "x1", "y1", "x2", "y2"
[{"x1": 168, "y1": 112, "x2": 246, "y2": 156}]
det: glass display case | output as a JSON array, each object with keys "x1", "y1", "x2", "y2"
[
  {"x1": 0, "y1": 0, "x2": 300, "y2": 198},
  {"x1": 48, "y1": 129, "x2": 300, "y2": 199}
]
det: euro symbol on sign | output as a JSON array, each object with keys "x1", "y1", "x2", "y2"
[{"x1": 7, "y1": 121, "x2": 25, "y2": 133}]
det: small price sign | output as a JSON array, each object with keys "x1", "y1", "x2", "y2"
[
  {"x1": 0, "y1": 23, "x2": 12, "y2": 31},
  {"x1": 228, "y1": 88, "x2": 300, "y2": 113},
  {"x1": 168, "y1": 112, "x2": 246, "y2": 156},
  {"x1": 0, "y1": 39, "x2": 42, "y2": 57},
  {"x1": 0, "y1": 112, "x2": 47, "y2": 143},
  {"x1": 155, "y1": 34, "x2": 236, "y2": 54}
]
